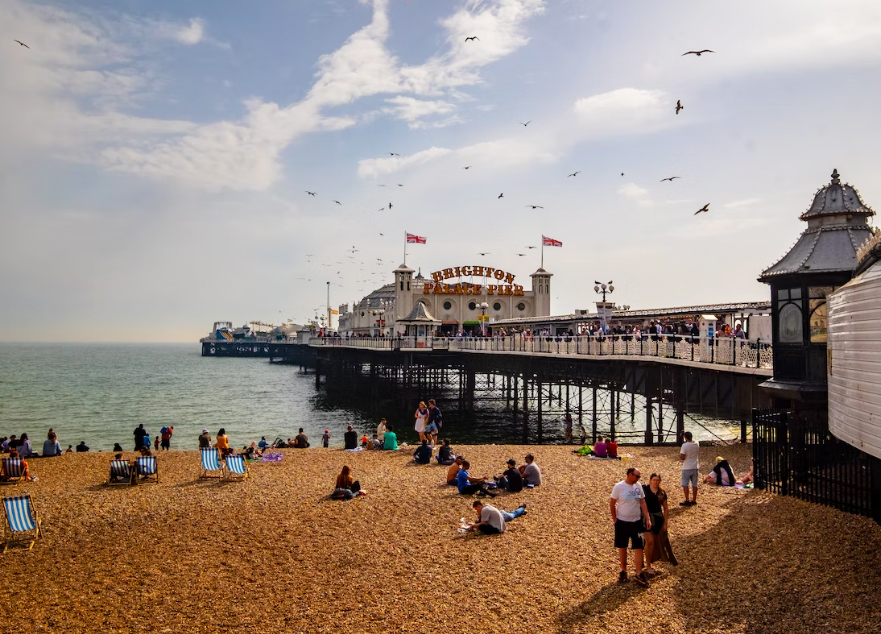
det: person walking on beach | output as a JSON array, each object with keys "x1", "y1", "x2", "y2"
[
  {"x1": 198, "y1": 429, "x2": 211, "y2": 449},
  {"x1": 610, "y1": 467, "x2": 652, "y2": 587},
  {"x1": 679, "y1": 431, "x2": 700, "y2": 506},
  {"x1": 427, "y1": 399, "x2": 442, "y2": 447},
  {"x1": 134, "y1": 424, "x2": 146, "y2": 451},
  {"x1": 414, "y1": 401, "x2": 429, "y2": 443},
  {"x1": 160, "y1": 426, "x2": 173, "y2": 451}
]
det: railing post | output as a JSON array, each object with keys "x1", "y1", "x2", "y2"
[{"x1": 756, "y1": 339, "x2": 761, "y2": 368}]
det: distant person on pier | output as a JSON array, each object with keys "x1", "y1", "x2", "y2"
[
  {"x1": 456, "y1": 461, "x2": 496, "y2": 498},
  {"x1": 436, "y1": 439, "x2": 455, "y2": 465},
  {"x1": 679, "y1": 431, "x2": 700, "y2": 506},
  {"x1": 198, "y1": 429, "x2": 211, "y2": 449},
  {"x1": 344, "y1": 426, "x2": 358, "y2": 450},
  {"x1": 42, "y1": 431, "x2": 62, "y2": 457},
  {"x1": 382, "y1": 424, "x2": 398, "y2": 450},
  {"x1": 160, "y1": 426, "x2": 173, "y2": 451},
  {"x1": 413, "y1": 439, "x2": 432, "y2": 464},
  {"x1": 294, "y1": 428, "x2": 310, "y2": 448},
  {"x1": 594, "y1": 437, "x2": 608, "y2": 458},
  {"x1": 215, "y1": 428, "x2": 232, "y2": 457},
  {"x1": 495, "y1": 459, "x2": 523, "y2": 493},
  {"x1": 519, "y1": 454, "x2": 542, "y2": 487},
  {"x1": 133, "y1": 424, "x2": 146, "y2": 451},
  {"x1": 76, "y1": 441, "x2": 89, "y2": 452},
  {"x1": 414, "y1": 401, "x2": 429, "y2": 443},
  {"x1": 447, "y1": 456, "x2": 465, "y2": 485}
]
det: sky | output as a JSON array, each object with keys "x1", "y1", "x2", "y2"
[{"x1": 1, "y1": 0, "x2": 881, "y2": 342}]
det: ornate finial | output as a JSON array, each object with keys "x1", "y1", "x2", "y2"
[{"x1": 831, "y1": 168, "x2": 840, "y2": 185}]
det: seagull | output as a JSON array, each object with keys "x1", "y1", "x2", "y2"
[
  {"x1": 465, "y1": 36, "x2": 479, "y2": 42},
  {"x1": 477, "y1": 252, "x2": 491, "y2": 256},
  {"x1": 675, "y1": 100, "x2": 683, "y2": 115},
  {"x1": 379, "y1": 233, "x2": 384, "y2": 236},
  {"x1": 389, "y1": 152, "x2": 400, "y2": 156},
  {"x1": 463, "y1": 166, "x2": 472, "y2": 169},
  {"x1": 516, "y1": 253, "x2": 527, "y2": 257},
  {"x1": 526, "y1": 246, "x2": 537, "y2": 249},
  {"x1": 660, "y1": 177, "x2": 681, "y2": 182},
  {"x1": 379, "y1": 207, "x2": 386, "y2": 211},
  {"x1": 520, "y1": 121, "x2": 531, "y2": 127},
  {"x1": 694, "y1": 203, "x2": 710, "y2": 215},
  {"x1": 498, "y1": 193, "x2": 504, "y2": 199},
  {"x1": 526, "y1": 205, "x2": 544, "y2": 209},
  {"x1": 682, "y1": 49, "x2": 714, "y2": 57},
  {"x1": 397, "y1": 184, "x2": 404, "y2": 187},
  {"x1": 568, "y1": 171, "x2": 580, "y2": 177},
  {"x1": 621, "y1": 172, "x2": 625, "y2": 176},
  {"x1": 305, "y1": 191, "x2": 317, "y2": 196},
  {"x1": 14, "y1": 40, "x2": 30, "y2": 49},
  {"x1": 389, "y1": 202, "x2": 393, "y2": 209},
  {"x1": 333, "y1": 200, "x2": 342, "y2": 205}
]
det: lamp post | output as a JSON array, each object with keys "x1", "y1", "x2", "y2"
[
  {"x1": 593, "y1": 280, "x2": 614, "y2": 332},
  {"x1": 478, "y1": 301, "x2": 489, "y2": 336},
  {"x1": 371, "y1": 307, "x2": 385, "y2": 337}
]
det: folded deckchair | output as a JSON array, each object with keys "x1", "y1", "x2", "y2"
[
  {"x1": 106, "y1": 460, "x2": 134, "y2": 486},
  {"x1": 0, "y1": 458, "x2": 25, "y2": 484},
  {"x1": 223, "y1": 454, "x2": 249, "y2": 481},
  {"x1": 136, "y1": 456, "x2": 159, "y2": 484},
  {"x1": 199, "y1": 448, "x2": 224, "y2": 479},
  {"x1": 2, "y1": 494, "x2": 43, "y2": 553}
]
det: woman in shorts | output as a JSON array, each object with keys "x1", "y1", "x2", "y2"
[{"x1": 414, "y1": 401, "x2": 429, "y2": 443}]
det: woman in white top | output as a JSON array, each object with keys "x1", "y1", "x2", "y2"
[
  {"x1": 376, "y1": 419, "x2": 387, "y2": 444},
  {"x1": 414, "y1": 401, "x2": 429, "y2": 442}
]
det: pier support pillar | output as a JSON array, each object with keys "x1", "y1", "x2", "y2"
[{"x1": 645, "y1": 397, "x2": 654, "y2": 445}]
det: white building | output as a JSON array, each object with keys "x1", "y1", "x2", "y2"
[{"x1": 338, "y1": 263, "x2": 553, "y2": 335}]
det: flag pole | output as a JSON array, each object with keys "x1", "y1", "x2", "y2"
[
  {"x1": 403, "y1": 230, "x2": 407, "y2": 266},
  {"x1": 541, "y1": 237, "x2": 544, "y2": 269}
]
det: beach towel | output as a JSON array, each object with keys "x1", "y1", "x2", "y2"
[
  {"x1": 260, "y1": 453, "x2": 283, "y2": 462},
  {"x1": 344, "y1": 447, "x2": 363, "y2": 452}
]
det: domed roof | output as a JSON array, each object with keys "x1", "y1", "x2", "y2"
[{"x1": 800, "y1": 169, "x2": 875, "y2": 221}]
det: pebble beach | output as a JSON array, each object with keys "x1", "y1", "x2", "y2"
[{"x1": 3, "y1": 443, "x2": 880, "y2": 634}]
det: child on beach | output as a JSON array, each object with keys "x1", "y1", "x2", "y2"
[{"x1": 322, "y1": 430, "x2": 330, "y2": 448}]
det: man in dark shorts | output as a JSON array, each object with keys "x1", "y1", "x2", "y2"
[{"x1": 610, "y1": 467, "x2": 652, "y2": 587}]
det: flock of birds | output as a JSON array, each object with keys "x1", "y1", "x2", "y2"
[{"x1": 10, "y1": 34, "x2": 717, "y2": 316}]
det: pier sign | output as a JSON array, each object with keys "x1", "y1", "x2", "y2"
[
  {"x1": 425, "y1": 265, "x2": 524, "y2": 296},
  {"x1": 430, "y1": 266, "x2": 516, "y2": 284}
]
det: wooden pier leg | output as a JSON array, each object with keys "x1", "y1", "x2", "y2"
[
  {"x1": 591, "y1": 384, "x2": 598, "y2": 443},
  {"x1": 578, "y1": 384, "x2": 584, "y2": 443},
  {"x1": 513, "y1": 373, "x2": 519, "y2": 424},
  {"x1": 537, "y1": 377, "x2": 543, "y2": 444},
  {"x1": 610, "y1": 384, "x2": 616, "y2": 441},
  {"x1": 645, "y1": 397, "x2": 653, "y2": 445}
]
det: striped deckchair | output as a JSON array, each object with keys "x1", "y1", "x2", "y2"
[
  {"x1": 199, "y1": 448, "x2": 224, "y2": 479},
  {"x1": 0, "y1": 458, "x2": 25, "y2": 485},
  {"x1": 106, "y1": 459, "x2": 134, "y2": 486},
  {"x1": 223, "y1": 454, "x2": 249, "y2": 482},
  {"x1": 136, "y1": 456, "x2": 159, "y2": 484},
  {"x1": 2, "y1": 494, "x2": 42, "y2": 553}
]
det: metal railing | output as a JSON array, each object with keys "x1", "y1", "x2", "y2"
[{"x1": 310, "y1": 334, "x2": 772, "y2": 370}]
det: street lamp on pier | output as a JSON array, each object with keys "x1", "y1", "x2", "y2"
[
  {"x1": 593, "y1": 280, "x2": 614, "y2": 302},
  {"x1": 594, "y1": 281, "x2": 615, "y2": 332},
  {"x1": 371, "y1": 307, "x2": 386, "y2": 337},
  {"x1": 478, "y1": 301, "x2": 489, "y2": 336}
]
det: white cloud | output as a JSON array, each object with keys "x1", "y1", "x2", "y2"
[
  {"x1": 573, "y1": 88, "x2": 675, "y2": 138},
  {"x1": 618, "y1": 182, "x2": 653, "y2": 207},
  {"x1": 382, "y1": 96, "x2": 456, "y2": 121},
  {"x1": 724, "y1": 198, "x2": 761, "y2": 209},
  {"x1": 176, "y1": 18, "x2": 204, "y2": 45},
  {"x1": 408, "y1": 115, "x2": 464, "y2": 130},
  {"x1": 357, "y1": 146, "x2": 452, "y2": 178}
]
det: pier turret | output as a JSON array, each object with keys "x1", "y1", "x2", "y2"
[
  {"x1": 530, "y1": 268, "x2": 553, "y2": 317},
  {"x1": 393, "y1": 263, "x2": 416, "y2": 331}
]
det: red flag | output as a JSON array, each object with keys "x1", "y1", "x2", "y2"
[
  {"x1": 406, "y1": 233, "x2": 427, "y2": 244},
  {"x1": 542, "y1": 235, "x2": 562, "y2": 247}
]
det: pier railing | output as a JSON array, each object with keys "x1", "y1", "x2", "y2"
[{"x1": 311, "y1": 334, "x2": 773, "y2": 370}]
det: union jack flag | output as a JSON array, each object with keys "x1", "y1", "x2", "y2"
[
  {"x1": 406, "y1": 233, "x2": 427, "y2": 244},
  {"x1": 542, "y1": 235, "x2": 562, "y2": 247}
]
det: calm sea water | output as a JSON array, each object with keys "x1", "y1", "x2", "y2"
[{"x1": 0, "y1": 343, "x2": 738, "y2": 452}]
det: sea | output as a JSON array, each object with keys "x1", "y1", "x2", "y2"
[{"x1": 0, "y1": 343, "x2": 741, "y2": 451}]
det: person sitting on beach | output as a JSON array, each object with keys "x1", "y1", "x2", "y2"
[
  {"x1": 215, "y1": 428, "x2": 232, "y2": 457},
  {"x1": 456, "y1": 461, "x2": 496, "y2": 497},
  {"x1": 75, "y1": 441, "x2": 90, "y2": 453},
  {"x1": 139, "y1": 445, "x2": 153, "y2": 457},
  {"x1": 142, "y1": 432, "x2": 152, "y2": 451},
  {"x1": 447, "y1": 456, "x2": 464, "y2": 485},
  {"x1": 704, "y1": 456, "x2": 735, "y2": 486},
  {"x1": 3, "y1": 449, "x2": 32, "y2": 481},
  {"x1": 344, "y1": 425, "x2": 358, "y2": 450},
  {"x1": 413, "y1": 439, "x2": 432, "y2": 464},
  {"x1": 330, "y1": 465, "x2": 362, "y2": 500},
  {"x1": 740, "y1": 459, "x2": 754, "y2": 485},
  {"x1": 294, "y1": 429, "x2": 310, "y2": 448},
  {"x1": 43, "y1": 431, "x2": 62, "y2": 457},
  {"x1": 18, "y1": 434, "x2": 33, "y2": 459},
  {"x1": 436, "y1": 439, "x2": 455, "y2": 465},
  {"x1": 382, "y1": 424, "x2": 398, "y2": 450},
  {"x1": 496, "y1": 459, "x2": 524, "y2": 493},
  {"x1": 243, "y1": 442, "x2": 262, "y2": 460},
  {"x1": 65, "y1": 445, "x2": 73, "y2": 453},
  {"x1": 466, "y1": 500, "x2": 526, "y2": 535},
  {"x1": 1, "y1": 435, "x2": 15, "y2": 452},
  {"x1": 258, "y1": 436, "x2": 269, "y2": 451},
  {"x1": 113, "y1": 443, "x2": 124, "y2": 452},
  {"x1": 607, "y1": 439, "x2": 619, "y2": 459},
  {"x1": 593, "y1": 437, "x2": 608, "y2": 458},
  {"x1": 198, "y1": 430, "x2": 211, "y2": 449},
  {"x1": 519, "y1": 454, "x2": 543, "y2": 487},
  {"x1": 376, "y1": 418, "x2": 387, "y2": 445}
]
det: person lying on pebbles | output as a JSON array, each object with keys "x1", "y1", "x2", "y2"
[{"x1": 465, "y1": 500, "x2": 527, "y2": 535}]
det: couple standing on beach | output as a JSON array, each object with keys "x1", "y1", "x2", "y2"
[{"x1": 414, "y1": 399, "x2": 442, "y2": 445}]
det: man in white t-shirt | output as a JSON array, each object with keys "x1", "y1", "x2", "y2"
[
  {"x1": 610, "y1": 467, "x2": 652, "y2": 587},
  {"x1": 679, "y1": 431, "x2": 700, "y2": 506}
]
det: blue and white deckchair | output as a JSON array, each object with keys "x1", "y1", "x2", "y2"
[
  {"x1": 106, "y1": 459, "x2": 133, "y2": 486},
  {"x1": 2, "y1": 494, "x2": 42, "y2": 553},
  {"x1": 199, "y1": 448, "x2": 224, "y2": 479},
  {"x1": 136, "y1": 456, "x2": 159, "y2": 484},
  {"x1": 0, "y1": 458, "x2": 25, "y2": 485},
  {"x1": 223, "y1": 454, "x2": 249, "y2": 481}
]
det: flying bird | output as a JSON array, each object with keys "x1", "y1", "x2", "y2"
[
  {"x1": 388, "y1": 202, "x2": 393, "y2": 209},
  {"x1": 378, "y1": 184, "x2": 387, "y2": 187},
  {"x1": 498, "y1": 193, "x2": 504, "y2": 199},
  {"x1": 520, "y1": 121, "x2": 531, "y2": 127},
  {"x1": 397, "y1": 184, "x2": 404, "y2": 187},
  {"x1": 305, "y1": 191, "x2": 317, "y2": 196},
  {"x1": 389, "y1": 152, "x2": 400, "y2": 156},
  {"x1": 526, "y1": 246, "x2": 537, "y2": 249},
  {"x1": 675, "y1": 100, "x2": 683, "y2": 115},
  {"x1": 379, "y1": 233, "x2": 384, "y2": 236},
  {"x1": 333, "y1": 200, "x2": 342, "y2": 205},
  {"x1": 516, "y1": 253, "x2": 527, "y2": 257},
  {"x1": 682, "y1": 49, "x2": 714, "y2": 57},
  {"x1": 477, "y1": 252, "x2": 490, "y2": 256},
  {"x1": 526, "y1": 205, "x2": 544, "y2": 209},
  {"x1": 465, "y1": 36, "x2": 480, "y2": 42},
  {"x1": 463, "y1": 166, "x2": 472, "y2": 169},
  {"x1": 378, "y1": 207, "x2": 386, "y2": 211},
  {"x1": 621, "y1": 172, "x2": 625, "y2": 176},
  {"x1": 694, "y1": 204, "x2": 710, "y2": 215},
  {"x1": 660, "y1": 177, "x2": 681, "y2": 182},
  {"x1": 568, "y1": 171, "x2": 580, "y2": 177},
  {"x1": 14, "y1": 40, "x2": 29, "y2": 49}
]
